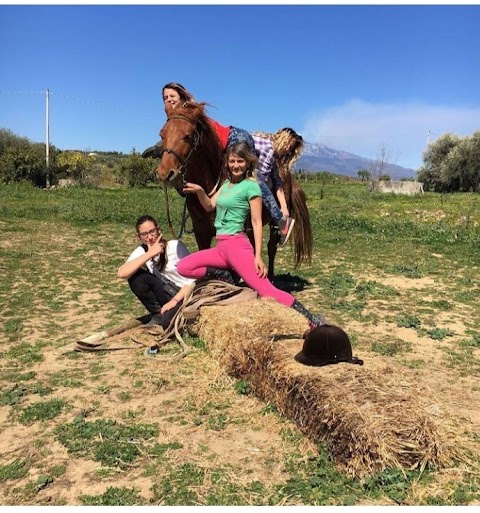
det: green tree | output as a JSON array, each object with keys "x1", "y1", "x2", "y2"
[
  {"x1": 0, "y1": 128, "x2": 32, "y2": 155},
  {"x1": 56, "y1": 151, "x2": 90, "y2": 182},
  {"x1": 357, "y1": 169, "x2": 370, "y2": 182},
  {"x1": 440, "y1": 131, "x2": 480, "y2": 192},
  {"x1": 117, "y1": 151, "x2": 157, "y2": 187},
  {"x1": 0, "y1": 145, "x2": 46, "y2": 185},
  {"x1": 417, "y1": 133, "x2": 461, "y2": 192}
]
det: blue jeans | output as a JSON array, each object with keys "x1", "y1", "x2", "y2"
[
  {"x1": 228, "y1": 126, "x2": 256, "y2": 153},
  {"x1": 228, "y1": 126, "x2": 284, "y2": 225},
  {"x1": 258, "y1": 180, "x2": 283, "y2": 224}
]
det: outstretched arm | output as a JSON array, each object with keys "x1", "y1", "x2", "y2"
[{"x1": 183, "y1": 182, "x2": 221, "y2": 212}]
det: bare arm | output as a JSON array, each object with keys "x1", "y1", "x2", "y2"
[
  {"x1": 250, "y1": 196, "x2": 267, "y2": 278},
  {"x1": 117, "y1": 237, "x2": 165, "y2": 279},
  {"x1": 182, "y1": 182, "x2": 221, "y2": 211},
  {"x1": 160, "y1": 283, "x2": 192, "y2": 314},
  {"x1": 275, "y1": 188, "x2": 289, "y2": 217}
]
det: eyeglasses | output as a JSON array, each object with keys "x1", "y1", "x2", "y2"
[{"x1": 138, "y1": 228, "x2": 160, "y2": 239}]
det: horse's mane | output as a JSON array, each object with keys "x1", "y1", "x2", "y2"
[{"x1": 177, "y1": 102, "x2": 225, "y2": 180}]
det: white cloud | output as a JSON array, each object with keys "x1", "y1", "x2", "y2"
[{"x1": 302, "y1": 99, "x2": 480, "y2": 169}]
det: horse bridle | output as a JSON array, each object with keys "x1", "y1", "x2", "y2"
[{"x1": 159, "y1": 114, "x2": 200, "y2": 184}]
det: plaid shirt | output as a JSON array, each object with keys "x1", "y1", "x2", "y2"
[
  {"x1": 252, "y1": 134, "x2": 283, "y2": 189},
  {"x1": 252, "y1": 135, "x2": 275, "y2": 182}
]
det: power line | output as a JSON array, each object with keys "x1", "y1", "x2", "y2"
[
  {"x1": 0, "y1": 90, "x2": 44, "y2": 95},
  {"x1": 0, "y1": 89, "x2": 124, "y2": 112},
  {"x1": 50, "y1": 91, "x2": 124, "y2": 112}
]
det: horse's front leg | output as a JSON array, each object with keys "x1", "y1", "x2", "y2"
[
  {"x1": 188, "y1": 202, "x2": 215, "y2": 250},
  {"x1": 267, "y1": 223, "x2": 278, "y2": 282}
]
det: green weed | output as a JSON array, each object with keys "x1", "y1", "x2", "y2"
[
  {"x1": 3, "y1": 318, "x2": 24, "y2": 339},
  {"x1": 1, "y1": 384, "x2": 29, "y2": 405},
  {"x1": 0, "y1": 459, "x2": 30, "y2": 481},
  {"x1": 390, "y1": 264, "x2": 423, "y2": 279},
  {"x1": 396, "y1": 314, "x2": 421, "y2": 329},
  {"x1": 355, "y1": 281, "x2": 399, "y2": 299},
  {"x1": 18, "y1": 398, "x2": 67, "y2": 424},
  {"x1": 234, "y1": 379, "x2": 251, "y2": 395},
  {"x1": 459, "y1": 334, "x2": 480, "y2": 348},
  {"x1": 4, "y1": 342, "x2": 45, "y2": 365},
  {"x1": 55, "y1": 417, "x2": 159, "y2": 469},
  {"x1": 371, "y1": 339, "x2": 412, "y2": 357},
  {"x1": 324, "y1": 272, "x2": 356, "y2": 298},
  {"x1": 1, "y1": 370, "x2": 37, "y2": 382},
  {"x1": 79, "y1": 486, "x2": 146, "y2": 506},
  {"x1": 427, "y1": 328, "x2": 454, "y2": 340}
]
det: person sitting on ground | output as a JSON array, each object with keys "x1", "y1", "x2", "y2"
[
  {"x1": 142, "y1": 82, "x2": 295, "y2": 247},
  {"x1": 177, "y1": 142, "x2": 326, "y2": 331},
  {"x1": 117, "y1": 215, "x2": 196, "y2": 330}
]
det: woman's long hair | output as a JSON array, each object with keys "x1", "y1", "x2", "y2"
[
  {"x1": 135, "y1": 215, "x2": 168, "y2": 271},
  {"x1": 162, "y1": 82, "x2": 196, "y2": 106}
]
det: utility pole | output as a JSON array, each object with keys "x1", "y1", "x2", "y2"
[
  {"x1": 45, "y1": 88, "x2": 50, "y2": 188},
  {"x1": 426, "y1": 130, "x2": 431, "y2": 147}
]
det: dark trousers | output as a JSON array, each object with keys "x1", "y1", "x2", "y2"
[{"x1": 128, "y1": 269, "x2": 181, "y2": 329}]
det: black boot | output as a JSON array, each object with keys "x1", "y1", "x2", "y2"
[
  {"x1": 205, "y1": 267, "x2": 236, "y2": 285},
  {"x1": 142, "y1": 141, "x2": 163, "y2": 159},
  {"x1": 291, "y1": 299, "x2": 326, "y2": 328}
]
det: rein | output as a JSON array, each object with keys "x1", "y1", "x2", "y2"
[{"x1": 163, "y1": 185, "x2": 190, "y2": 240}]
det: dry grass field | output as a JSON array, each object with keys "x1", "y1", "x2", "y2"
[{"x1": 1, "y1": 182, "x2": 479, "y2": 505}]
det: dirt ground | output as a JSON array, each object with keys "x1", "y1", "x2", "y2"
[{"x1": 1, "y1": 221, "x2": 479, "y2": 505}]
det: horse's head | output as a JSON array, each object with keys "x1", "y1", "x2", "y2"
[{"x1": 156, "y1": 102, "x2": 203, "y2": 188}]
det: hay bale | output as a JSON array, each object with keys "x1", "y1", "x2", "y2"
[{"x1": 195, "y1": 298, "x2": 471, "y2": 478}]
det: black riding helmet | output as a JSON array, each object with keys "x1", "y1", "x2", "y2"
[{"x1": 295, "y1": 324, "x2": 363, "y2": 367}]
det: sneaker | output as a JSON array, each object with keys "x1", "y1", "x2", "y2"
[
  {"x1": 277, "y1": 216, "x2": 295, "y2": 247},
  {"x1": 308, "y1": 314, "x2": 327, "y2": 330},
  {"x1": 143, "y1": 313, "x2": 163, "y2": 327},
  {"x1": 144, "y1": 345, "x2": 159, "y2": 357}
]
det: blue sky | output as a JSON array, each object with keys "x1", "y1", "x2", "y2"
[{"x1": 1, "y1": 4, "x2": 479, "y2": 170}]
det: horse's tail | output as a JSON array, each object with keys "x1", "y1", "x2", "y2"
[{"x1": 288, "y1": 176, "x2": 313, "y2": 268}]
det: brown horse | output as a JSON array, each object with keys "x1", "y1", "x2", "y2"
[{"x1": 156, "y1": 101, "x2": 312, "y2": 280}]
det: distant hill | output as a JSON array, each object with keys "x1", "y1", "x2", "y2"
[{"x1": 296, "y1": 142, "x2": 417, "y2": 180}]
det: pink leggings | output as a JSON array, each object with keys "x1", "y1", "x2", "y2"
[{"x1": 177, "y1": 233, "x2": 295, "y2": 307}]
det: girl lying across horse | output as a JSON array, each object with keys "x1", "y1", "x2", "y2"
[
  {"x1": 142, "y1": 82, "x2": 296, "y2": 247},
  {"x1": 178, "y1": 141, "x2": 326, "y2": 331}
]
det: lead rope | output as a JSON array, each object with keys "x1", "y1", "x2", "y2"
[
  {"x1": 70, "y1": 282, "x2": 258, "y2": 359},
  {"x1": 164, "y1": 185, "x2": 189, "y2": 240}
]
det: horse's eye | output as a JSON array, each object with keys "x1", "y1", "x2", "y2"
[{"x1": 183, "y1": 135, "x2": 192, "y2": 143}]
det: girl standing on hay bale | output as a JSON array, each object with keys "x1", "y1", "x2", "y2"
[
  {"x1": 117, "y1": 215, "x2": 196, "y2": 330},
  {"x1": 178, "y1": 142, "x2": 325, "y2": 330},
  {"x1": 142, "y1": 82, "x2": 295, "y2": 247}
]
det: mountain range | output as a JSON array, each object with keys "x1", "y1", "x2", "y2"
[{"x1": 295, "y1": 142, "x2": 417, "y2": 180}]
